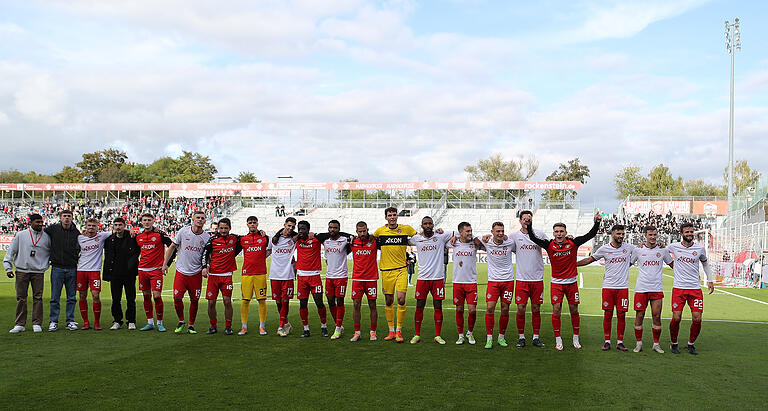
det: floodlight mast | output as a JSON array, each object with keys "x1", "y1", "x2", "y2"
[{"x1": 725, "y1": 18, "x2": 741, "y2": 211}]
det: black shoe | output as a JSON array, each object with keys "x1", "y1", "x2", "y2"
[
  {"x1": 532, "y1": 338, "x2": 545, "y2": 348},
  {"x1": 206, "y1": 327, "x2": 217, "y2": 335},
  {"x1": 687, "y1": 344, "x2": 698, "y2": 355},
  {"x1": 224, "y1": 327, "x2": 233, "y2": 335},
  {"x1": 321, "y1": 327, "x2": 329, "y2": 338},
  {"x1": 301, "y1": 330, "x2": 311, "y2": 338},
  {"x1": 616, "y1": 343, "x2": 628, "y2": 352},
  {"x1": 516, "y1": 338, "x2": 526, "y2": 348},
  {"x1": 670, "y1": 343, "x2": 680, "y2": 354}
]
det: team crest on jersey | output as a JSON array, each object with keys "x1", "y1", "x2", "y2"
[
  {"x1": 397, "y1": 229, "x2": 402, "y2": 234},
  {"x1": 622, "y1": 249, "x2": 627, "y2": 253},
  {"x1": 692, "y1": 251, "x2": 697, "y2": 256},
  {"x1": 673, "y1": 302, "x2": 678, "y2": 308},
  {"x1": 656, "y1": 252, "x2": 661, "y2": 257},
  {"x1": 603, "y1": 301, "x2": 609, "y2": 307},
  {"x1": 636, "y1": 302, "x2": 642, "y2": 308},
  {"x1": 352, "y1": 290, "x2": 357, "y2": 296},
  {"x1": 454, "y1": 298, "x2": 459, "y2": 303},
  {"x1": 229, "y1": 239, "x2": 234, "y2": 244},
  {"x1": 553, "y1": 296, "x2": 559, "y2": 301},
  {"x1": 257, "y1": 239, "x2": 262, "y2": 243},
  {"x1": 152, "y1": 236, "x2": 157, "y2": 241},
  {"x1": 486, "y1": 293, "x2": 492, "y2": 299},
  {"x1": 516, "y1": 296, "x2": 521, "y2": 301},
  {"x1": 174, "y1": 290, "x2": 178, "y2": 295},
  {"x1": 208, "y1": 291, "x2": 213, "y2": 297},
  {"x1": 415, "y1": 291, "x2": 421, "y2": 297},
  {"x1": 432, "y1": 237, "x2": 437, "y2": 242}
]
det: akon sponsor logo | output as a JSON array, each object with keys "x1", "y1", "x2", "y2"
[
  {"x1": 326, "y1": 247, "x2": 343, "y2": 254},
  {"x1": 184, "y1": 245, "x2": 202, "y2": 252},
  {"x1": 82, "y1": 244, "x2": 100, "y2": 252},
  {"x1": 383, "y1": 237, "x2": 406, "y2": 245},
  {"x1": 552, "y1": 250, "x2": 571, "y2": 257},
  {"x1": 355, "y1": 250, "x2": 372, "y2": 255},
  {"x1": 274, "y1": 248, "x2": 292, "y2": 254},
  {"x1": 421, "y1": 245, "x2": 438, "y2": 252},
  {"x1": 218, "y1": 247, "x2": 234, "y2": 254},
  {"x1": 642, "y1": 260, "x2": 660, "y2": 267},
  {"x1": 608, "y1": 257, "x2": 626, "y2": 264},
  {"x1": 489, "y1": 250, "x2": 507, "y2": 256},
  {"x1": 141, "y1": 244, "x2": 155, "y2": 250},
  {"x1": 520, "y1": 244, "x2": 537, "y2": 250},
  {"x1": 246, "y1": 246, "x2": 263, "y2": 252},
  {"x1": 678, "y1": 256, "x2": 696, "y2": 263},
  {"x1": 456, "y1": 251, "x2": 473, "y2": 257}
]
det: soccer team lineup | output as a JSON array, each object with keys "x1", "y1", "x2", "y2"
[{"x1": 5, "y1": 206, "x2": 716, "y2": 354}]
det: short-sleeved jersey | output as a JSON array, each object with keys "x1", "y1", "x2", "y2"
[
  {"x1": 202, "y1": 234, "x2": 241, "y2": 275},
  {"x1": 318, "y1": 234, "x2": 350, "y2": 279},
  {"x1": 510, "y1": 230, "x2": 547, "y2": 281},
  {"x1": 173, "y1": 226, "x2": 209, "y2": 275},
  {"x1": 373, "y1": 224, "x2": 418, "y2": 271},
  {"x1": 295, "y1": 237, "x2": 322, "y2": 274},
  {"x1": 240, "y1": 232, "x2": 269, "y2": 275},
  {"x1": 447, "y1": 239, "x2": 477, "y2": 284},
  {"x1": 483, "y1": 238, "x2": 516, "y2": 282},
  {"x1": 268, "y1": 236, "x2": 296, "y2": 281},
  {"x1": 137, "y1": 229, "x2": 173, "y2": 271},
  {"x1": 76, "y1": 232, "x2": 111, "y2": 271},
  {"x1": 631, "y1": 245, "x2": 673, "y2": 293},
  {"x1": 409, "y1": 231, "x2": 453, "y2": 280},
  {"x1": 592, "y1": 242, "x2": 635, "y2": 289},
  {"x1": 667, "y1": 242, "x2": 708, "y2": 289},
  {"x1": 351, "y1": 237, "x2": 378, "y2": 281}
]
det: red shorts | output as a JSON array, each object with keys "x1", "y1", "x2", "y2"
[
  {"x1": 297, "y1": 275, "x2": 323, "y2": 299},
  {"x1": 325, "y1": 278, "x2": 348, "y2": 298},
  {"x1": 515, "y1": 280, "x2": 544, "y2": 305},
  {"x1": 351, "y1": 280, "x2": 377, "y2": 300},
  {"x1": 486, "y1": 280, "x2": 515, "y2": 304},
  {"x1": 173, "y1": 271, "x2": 202, "y2": 300},
  {"x1": 76, "y1": 271, "x2": 101, "y2": 291},
  {"x1": 415, "y1": 279, "x2": 445, "y2": 300},
  {"x1": 633, "y1": 291, "x2": 664, "y2": 311},
  {"x1": 671, "y1": 288, "x2": 704, "y2": 312},
  {"x1": 550, "y1": 282, "x2": 580, "y2": 305},
  {"x1": 138, "y1": 269, "x2": 163, "y2": 292},
  {"x1": 602, "y1": 288, "x2": 629, "y2": 311},
  {"x1": 271, "y1": 279, "x2": 294, "y2": 300},
  {"x1": 205, "y1": 275, "x2": 233, "y2": 300},
  {"x1": 452, "y1": 283, "x2": 478, "y2": 305}
]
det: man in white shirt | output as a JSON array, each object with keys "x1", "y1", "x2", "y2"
[{"x1": 76, "y1": 218, "x2": 112, "y2": 330}]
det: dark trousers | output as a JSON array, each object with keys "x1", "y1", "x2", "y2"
[
  {"x1": 110, "y1": 277, "x2": 136, "y2": 324},
  {"x1": 15, "y1": 271, "x2": 44, "y2": 326}
]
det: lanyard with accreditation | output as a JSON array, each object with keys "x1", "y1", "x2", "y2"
[{"x1": 29, "y1": 228, "x2": 43, "y2": 257}]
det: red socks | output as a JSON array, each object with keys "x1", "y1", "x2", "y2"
[
  {"x1": 318, "y1": 306, "x2": 327, "y2": 325},
  {"x1": 79, "y1": 300, "x2": 89, "y2": 324},
  {"x1": 93, "y1": 301, "x2": 101, "y2": 326},
  {"x1": 143, "y1": 297, "x2": 153, "y2": 319},
  {"x1": 516, "y1": 312, "x2": 525, "y2": 334},
  {"x1": 189, "y1": 299, "x2": 198, "y2": 326},
  {"x1": 300, "y1": 307, "x2": 309, "y2": 326},
  {"x1": 279, "y1": 301, "x2": 289, "y2": 328},
  {"x1": 370, "y1": 315, "x2": 377, "y2": 333},
  {"x1": 485, "y1": 313, "x2": 494, "y2": 336},
  {"x1": 617, "y1": 311, "x2": 626, "y2": 341},
  {"x1": 329, "y1": 305, "x2": 337, "y2": 323},
  {"x1": 669, "y1": 317, "x2": 680, "y2": 344},
  {"x1": 456, "y1": 310, "x2": 464, "y2": 334},
  {"x1": 552, "y1": 314, "x2": 561, "y2": 338},
  {"x1": 225, "y1": 319, "x2": 232, "y2": 328},
  {"x1": 414, "y1": 307, "x2": 424, "y2": 335},
  {"x1": 689, "y1": 320, "x2": 702, "y2": 344},
  {"x1": 532, "y1": 311, "x2": 541, "y2": 335},
  {"x1": 603, "y1": 310, "x2": 613, "y2": 340},
  {"x1": 153, "y1": 297, "x2": 164, "y2": 321},
  {"x1": 572, "y1": 313, "x2": 580, "y2": 336},
  {"x1": 499, "y1": 313, "x2": 509, "y2": 335},
  {"x1": 434, "y1": 309, "x2": 443, "y2": 337},
  {"x1": 652, "y1": 326, "x2": 661, "y2": 343},
  {"x1": 635, "y1": 326, "x2": 643, "y2": 342},
  {"x1": 468, "y1": 311, "x2": 476, "y2": 333},
  {"x1": 210, "y1": 317, "x2": 217, "y2": 327},
  {"x1": 336, "y1": 306, "x2": 345, "y2": 328},
  {"x1": 174, "y1": 298, "x2": 185, "y2": 321},
  {"x1": 354, "y1": 322, "x2": 361, "y2": 332}
]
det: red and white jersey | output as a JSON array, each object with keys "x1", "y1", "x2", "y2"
[
  {"x1": 447, "y1": 239, "x2": 477, "y2": 284},
  {"x1": 592, "y1": 242, "x2": 635, "y2": 289},
  {"x1": 203, "y1": 234, "x2": 241, "y2": 275},
  {"x1": 322, "y1": 236, "x2": 350, "y2": 279},
  {"x1": 351, "y1": 237, "x2": 378, "y2": 281},
  {"x1": 173, "y1": 226, "x2": 209, "y2": 275},
  {"x1": 76, "y1": 232, "x2": 111, "y2": 271},
  {"x1": 631, "y1": 245, "x2": 673, "y2": 293},
  {"x1": 483, "y1": 237, "x2": 516, "y2": 282},
  {"x1": 296, "y1": 237, "x2": 322, "y2": 275},
  {"x1": 268, "y1": 236, "x2": 296, "y2": 281},
  {"x1": 240, "y1": 232, "x2": 269, "y2": 275},
  {"x1": 409, "y1": 231, "x2": 453, "y2": 281},
  {"x1": 510, "y1": 229, "x2": 547, "y2": 281},
  {"x1": 137, "y1": 229, "x2": 173, "y2": 271},
  {"x1": 667, "y1": 242, "x2": 708, "y2": 289}
]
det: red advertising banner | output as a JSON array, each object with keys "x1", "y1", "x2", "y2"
[
  {"x1": 0, "y1": 181, "x2": 581, "y2": 192},
  {"x1": 692, "y1": 200, "x2": 729, "y2": 215},
  {"x1": 624, "y1": 201, "x2": 691, "y2": 215}
]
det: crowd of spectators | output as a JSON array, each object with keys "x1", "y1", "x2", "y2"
[
  {"x1": 598, "y1": 211, "x2": 710, "y2": 235},
  {"x1": 1, "y1": 197, "x2": 233, "y2": 237}
]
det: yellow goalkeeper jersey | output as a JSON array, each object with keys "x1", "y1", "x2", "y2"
[{"x1": 373, "y1": 224, "x2": 418, "y2": 271}]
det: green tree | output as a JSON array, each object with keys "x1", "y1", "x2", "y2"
[
  {"x1": 614, "y1": 165, "x2": 649, "y2": 198},
  {"x1": 724, "y1": 159, "x2": 761, "y2": 195},
  {"x1": 644, "y1": 164, "x2": 684, "y2": 195},
  {"x1": 77, "y1": 149, "x2": 129, "y2": 182},
  {"x1": 683, "y1": 179, "x2": 726, "y2": 197},
  {"x1": 54, "y1": 166, "x2": 85, "y2": 183},
  {"x1": 235, "y1": 171, "x2": 261, "y2": 183},
  {"x1": 173, "y1": 151, "x2": 218, "y2": 183},
  {"x1": 0, "y1": 170, "x2": 56, "y2": 183},
  {"x1": 542, "y1": 158, "x2": 590, "y2": 202},
  {"x1": 464, "y1": 153, "x2": 538, "y2": 200}
]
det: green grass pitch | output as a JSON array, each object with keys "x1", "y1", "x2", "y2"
[{"x1": 1, "y1": 250, "x2": 767, "y2": 409}]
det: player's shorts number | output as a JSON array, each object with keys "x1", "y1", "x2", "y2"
[
  {"x1": 194, "y1": 289, "x2": 201, "y2": 298},
  {"x1": 339, "y1": 286, "x2": 346, "y2": 294},
  {"x1": 574, "y1": 292, "x2": 580, "y2": 302},
  {"x1": 93, "y1": 280, "x2": 100, "y2": 288},
  {"x1": 156, "y1": 280, "x2": 162, "y2": 288},
  {"x1": 258, "y1": 288, "x2": 266, "y2": 297},
  {"x1": 367, "y1": 288, "x2": 377, "y2": 298},
  {"x1": 313, "y1": 285, "x2": 322, "y2": 294},
  {"x1": 693, "y1": 299, "x2": 703, "y2": 308},
  {"x1": 226, "y1": 284, "x2": 233, "y2": 291},
  {"x1": 287, "y1": 288, "x2": 294, "y2": 297},
  {"x1": 621, "y1": 298, "x2": 628, "y2": 306},
  {"x1": 437, "y1": 287, "x2": 445, "y2": 298},
  {"x1": 503, "y1": 291, "x2": 513, "y2": 300}
]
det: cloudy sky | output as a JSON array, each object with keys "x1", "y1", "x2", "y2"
[{"x1": 1, "y1": 0, "x2": 767, "y2": 210}]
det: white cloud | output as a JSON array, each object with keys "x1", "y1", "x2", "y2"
[{"x1": 13, "y1": 74, "x2": 67, "y2": 124}]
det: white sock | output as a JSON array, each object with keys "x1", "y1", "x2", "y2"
[
  {"x1": 617, "y1": 339, "x2": 623, "y2": 344},
  {"x1": 321, "y1": 323, "x2": 327, "y2": 329},
  {"x1": 573, "y1": 335, "x2": 580, "y2": 343},
  {"x1": 605, "y1": 339, "x2": 611, "y2": 343},
  {"x1": 303, "y1": 325, "x2": 310, "y2": 331},
  {"x1": 259, "y1": 321, "x2": 265, "y2": 328},
  {"x1": 519, "y1": 334, "x2": 525, "y2": 339},
  {"x1": 242, "y1": 323, "x2": 247, "y2": 329},
  {"x1": 487, "y1": 334, "x2": 493, "y2": 341},
  {"x1": 688, "y1": 341, "x2": 694, "y2": 346},
  {"x1": 467, "y1": 331, "x2": 473, "y2": 336},
  {"x1": 533, "y1": 334, "x2": 539, "y2": 340},
  {"x1": 147, "y1": 318, "x2": 154, "y2": 325},
  {"x1": 157, "y1": 320, "x2": 162, "y2": 326},
  {"x1": 458, "y1": 333, "x2": 464, "y2": 338},
  {"x1": 390, "y1": 327, "x2": 395, "y2": 332},
  {"x1": 555, "y1": 336, "x2": 563, "y2": 345},
  {"x1": 498, "y1": 333, "x2": 505, "y2": 340},
  {"x1": 396, "y1": 327, "x2": 401, "y2": 332},
  {"x1": 335, "y1": 326, "x2": 341, "y2": 332}
]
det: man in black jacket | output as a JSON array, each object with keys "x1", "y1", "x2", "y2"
[
  {"x1": 103, "y1": 218, "x2": 139, "y2": 330},
  {"x1": 45, "y1": 209, "x2": 81, "y2": 332}
]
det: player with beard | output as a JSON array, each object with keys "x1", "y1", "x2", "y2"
[
  {"x1": 136, "y1": 213, "x2": 173, "y2": 332},
  {"x1": 237, "y1": 216, "x2": 271, "y2": 335},
  {"x1": 201, "y1": 218, "x2": 241, "y2": 335},
  {"x1": 347, "y1": 221, "x2": 379, "y2": 342},
  {"x1": 510, "y1": 210, "x2": 548, "y2": 349},
  {"x1": 314, "y1": 220, "x2": 353, "y2": 340}
]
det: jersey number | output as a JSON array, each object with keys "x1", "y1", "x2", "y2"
[
  {"x1": 503, "y1": 291, "x2": 514, "y2": 300},
  {"x1": 693, "y1": 299, "x2": 703, "y2": 308}
]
